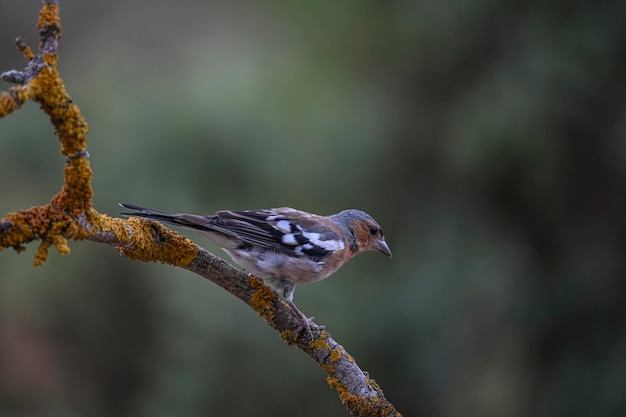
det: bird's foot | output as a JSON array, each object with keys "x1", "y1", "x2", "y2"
[
  {"x1": 306, "y1": 316, "x2": 326, "y2": 330},
  {"x1": 287, "y1": 301, "x2": 323, "y2": 339}
]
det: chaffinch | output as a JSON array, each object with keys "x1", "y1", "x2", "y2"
[{"x1": 119, "y1": 203, "x2": 391, "y2": 334}]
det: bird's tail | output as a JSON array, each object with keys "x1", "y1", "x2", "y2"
[{"x1": 119, "y1": 203, "x2": 212, "y2": 231}]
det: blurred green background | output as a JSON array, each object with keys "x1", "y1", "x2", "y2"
[{"x1": 1, "y1": 1, "x2": 625, "y2": 416}]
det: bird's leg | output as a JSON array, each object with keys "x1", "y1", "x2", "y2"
[
  {"x1": 285, "y1": 300, "x2": 314, "y2": 339},
  {"x1": 268, "y1": 278, "x2": 323, "y2": 338}
]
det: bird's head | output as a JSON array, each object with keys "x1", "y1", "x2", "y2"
[{"x1": 330, "y1": 209, "x2": 392, "y2": 257}]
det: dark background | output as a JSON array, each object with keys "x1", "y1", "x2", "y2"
[{"x1": 1, "y1": 1, "x2": 625, "y2": 416}]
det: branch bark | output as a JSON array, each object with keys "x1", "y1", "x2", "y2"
[{"x1": 0, "y1": 2, "x2": 401, "y2": 416}]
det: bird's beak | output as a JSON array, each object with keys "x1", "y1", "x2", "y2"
[{"x1": 373, "y1": 239, "x2": 392, "y2": 257}]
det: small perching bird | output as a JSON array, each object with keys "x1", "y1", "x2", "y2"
[{"x1": 119, "y1": 203, "x2": 391, "y2": 334}]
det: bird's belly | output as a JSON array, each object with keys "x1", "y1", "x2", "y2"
[{"x1": 224, "y1": 248, "x2": 329, "y2": 284}]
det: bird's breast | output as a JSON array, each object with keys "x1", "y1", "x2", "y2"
[{"x1": 225, "y1": 247, "x2": 333, "y2": 284}]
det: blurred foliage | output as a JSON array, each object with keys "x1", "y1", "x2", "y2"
[{"x1": 1, "y1": 0, "x2": 625, "y2": 416}]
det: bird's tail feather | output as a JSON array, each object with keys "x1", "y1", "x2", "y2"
[{"x1": 118, "y1": 203, "x2": 208, "y2": 230}]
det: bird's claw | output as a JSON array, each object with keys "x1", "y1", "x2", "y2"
[
  {"x1": 306, "y1": 316, "x2": 325, "y2": 330},
  {"x1": 297, "y1": 316, "x2": 324, "y2": 340},
  {"x1": 299, "y1": 319, "x2": 314, "y2": 340},
  {"x1": 286, "y1": 300, "x2": 324, "y2": 339}
]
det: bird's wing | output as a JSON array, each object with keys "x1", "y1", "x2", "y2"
[
  {"x1": 201, "y1": 209, "x2": 281, "y2": 250},
  {"x1": 210, "y1": 209, "x2": 344, "y2": 258}
]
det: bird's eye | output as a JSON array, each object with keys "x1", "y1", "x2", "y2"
[{"x1": 369, "y1": 226, "x2": 379, "y2": 236}]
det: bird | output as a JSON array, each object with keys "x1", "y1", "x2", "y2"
[{"x1": 119, "y1": 203, "x2": 391, "y2": 335}]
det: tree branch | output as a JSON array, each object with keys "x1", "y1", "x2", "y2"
[{"x1": 0, "y1": 2, "x2": 401, "y2": 415}]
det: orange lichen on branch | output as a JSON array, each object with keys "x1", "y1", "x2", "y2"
[
  {"x1": 33, "y1": 68, "x2": 89, "y2": 158},
  {"x1": 280, "y1": 329, "x2": 296, "y2": 342},
  {"x1": 0, "y1": 89, "x2": 25, "y2": 116},
  {"x1": 0, "y1": 204, "x2": 79, "y2": 265},
  {"x1": 249, "y1": 275, "x2": 277, "y2": 321},
  {"x1": 329, "y1": 348, "x2": 343, "y2": 362},
  {"x1": 310, "y1": 337, "x2": 330, "y2": 351},
  {"x1": 37, "y1": 2, "x2": 61, "y2": 35},
  {"x1": 310, "y1": 337, "x2": 335, "y2": 372},
  {"x1": 53, "y1": 158, "x2": 93, "y2": 215},
  {"x1": 34, "y1": 234, "x2": 69, "y2": 266},
  {"x1": 328, "y1": 375, "x2": 402, "y2": 417},
  {"x1": 115, "y1": 217, "x2": 198, "y2": 266},
  {"x1": 0, "y1": 0, "x2": 193, "y2": 271},
  {"x1": 0, "y1": 0, "x2": 92, "y2": 264},
  {"x1": 0, "y1": 208, "x2": 47, "y2": 252},
  {"x1": 19, "y1": 42, "x2": 36, "y2": 60}
]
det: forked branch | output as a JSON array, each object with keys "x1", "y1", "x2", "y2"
[{"x1": 0, "y1": 2, "x2": 400, "y2": 415}]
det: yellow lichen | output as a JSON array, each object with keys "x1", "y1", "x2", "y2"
[
  {"x1": 51, "y1": 234, "x2": 70, "y2": 255},
  {"x1": 327, "y1": 376, "x2": 366, "y2": 414},
  {"x1": 280, "y1": 329, "x2": 298, "y2": 343},
  {"x1": 249, "y1": 275, "x2": 276, "y2": 321},
  {"x1": 0, "y1": 217, "x2": 32, "y2": 249},
  {"x1": 34, "y1": 240, "x2": 50, "y2": 266},
  {"x1": 320, "y1": 363, "x2": 335, "y2": 373},
  {"x1": 327, "y1": 371, "x2": 402, "y2": 416},
  {"x1": 310, "y1": 338, "x2": 330, "y2": 351},
  {"x1": 21, "y1": 43, "x2": 35, "y2": 59},
  {"x1": 329, "y1": 349, "x2": 342, "y2": 362},
  {"x1": 0, "y1": 93, "x2": 21, "y2": 116},
  {"x1": 37, "y1": 3, "x2": 61, "y2": 32},
  {"x1": 115, "y1": 217, "x2": 198, "y2": 266}
]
